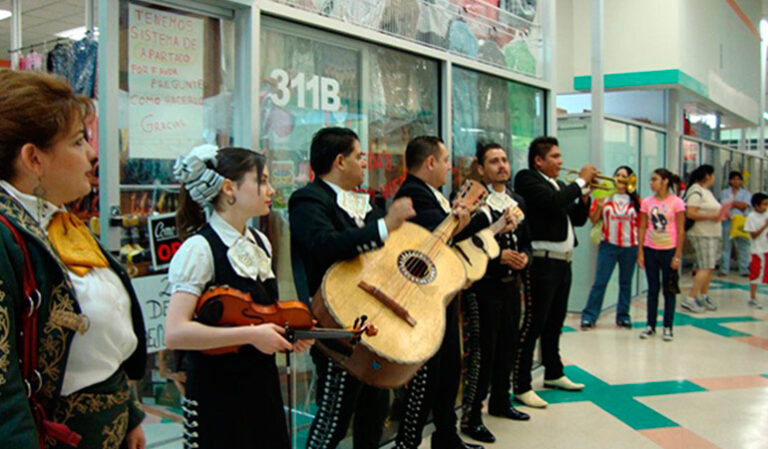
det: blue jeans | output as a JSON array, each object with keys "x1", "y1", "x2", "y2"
[
  {"x1": 721, "y1": 220, "x2": 751, "y2": 275},
  {"x1": 581, "y1": 242, "x2": 638, "y2": 324},
  {"x1": 644, "y1": 247, "x2": 676, "y2": 329}
]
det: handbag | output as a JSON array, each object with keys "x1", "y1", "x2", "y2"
[
  {"x1": 683, "y1": 190, "x2": 701, "y2": 232},
  {"x1": 729, "y1": 214, "x2": 750, "y2": 239},
  {"x1": 590, "y1": 220, "x2": 603, "y2": 245},
  {"x1": 0, "y1": 214, "x2": 82, "y2": 448},
  {"x1": 666, "y1": 270, "x2": 681, "y2": 295}
]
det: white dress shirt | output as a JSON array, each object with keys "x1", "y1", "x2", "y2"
[
  {"x1": 530, "y1": 171, "x2": 586, "y2": 253},
  {"x1": 321, "y1": 179, "x2": 389, "y2": 241},
  {"x1": 0, "y1": 181, "x2": 138, "y2": 395},
  {"x1": 168, "y1": 212, "x2": 273, "y2": 296}
]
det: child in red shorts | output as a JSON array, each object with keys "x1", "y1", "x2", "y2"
[{"x1": 744, "y1": 192, "x2": 768, "y2": 309}]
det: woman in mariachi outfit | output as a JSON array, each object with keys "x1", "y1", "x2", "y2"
[
  {"x1": 165, "y1": 146, "x2": 313, "y2": 449},
  {"x1": 0, "y1": 70, "x2": 147, "y2": 448}
]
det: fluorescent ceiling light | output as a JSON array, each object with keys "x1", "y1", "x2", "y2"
[
  {"x1": 55, "y1": 26, "x2": 99, "y2": 41},
  {"x1": 0, "y1": 9, "x2": 12, "y2": 21}
]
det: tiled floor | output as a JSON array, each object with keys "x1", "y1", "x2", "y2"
[
  {"x1": 412, "y1": 274, "x2": 768, "y2": 449},
  {"x1": 144, "y1": 274, "x2": 768, "y2": 448}
]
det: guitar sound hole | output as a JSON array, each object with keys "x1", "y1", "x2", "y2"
[{"x1": 398, "y1": 250, "x2": 437, "y2": 285}]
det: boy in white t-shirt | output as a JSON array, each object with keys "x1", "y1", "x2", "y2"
[{"x1": 744, "y1": 192, "x2": 768, "y2": 309}]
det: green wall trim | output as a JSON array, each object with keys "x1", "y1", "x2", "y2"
[{"x1": 574, "y1": 69, "x2": 708, "y2": 97}]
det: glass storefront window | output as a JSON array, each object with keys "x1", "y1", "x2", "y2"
[
  {"x1": 259, "y1": 19, "x2": 440, "y2": 301},
  {"x1": 117, "y1": 0, "x2": 238, "y2": 434},
  {"x1": 748, "y1": 156, "x2": 762, "y2": 193},
  {"x1": 450, "y1": 66, "x2": 545, "y2": 189},
  {"x1": 604, "y1": 120, "x2": 639, "y2": 174},
  {"x1": 259, "y1": 18, "x2": 440, "y2": 446},
  {"x1": 681, "y1": 140, "x2": 700, "y2": 186}
]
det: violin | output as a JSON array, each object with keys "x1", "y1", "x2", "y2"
[{"x1": 194, "y1": 286, "x2": 378, "y2": 355}]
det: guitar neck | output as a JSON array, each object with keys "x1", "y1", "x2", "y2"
[{"x1": 433, "y1": 215, "x2": 459, "y2": 243}]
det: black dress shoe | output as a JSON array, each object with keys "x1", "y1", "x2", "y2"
[
  {"x1": 431, "y1": 433, "x2": 485, "y2": 449},
  {"x1": 459, "y1": 441, "x2": 485, "y2": 449},
  {"x1": 460, "y1": 422, "x2": 496, "y2": 443},
  {"x1": 489, "y1": 406, "x2": 531, "y2": 421}
]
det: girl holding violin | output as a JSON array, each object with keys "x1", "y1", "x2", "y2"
[{"x1": 165, "y1": 146, "x2": 313, "y2": 449}]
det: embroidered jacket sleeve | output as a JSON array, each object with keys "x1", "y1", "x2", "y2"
[
  {"x1": 0, "y1": 227, "x2": 39, "y2": 449},
  {"x1": 127, "y1": 388, "x2": 146, "y2": 432}
]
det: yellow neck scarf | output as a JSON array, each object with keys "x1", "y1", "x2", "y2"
[{"x1": 47, "y1": 212, "x2": 109, "y2": 276}]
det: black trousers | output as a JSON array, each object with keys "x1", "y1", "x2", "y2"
[
  {"x1": 644, "y1": 247, "x2": 677, "y2": 329},
  {"x1": 462, "y1": 277, "x2": 522, "y2": 424},
  {"x1": 395, "y1": 300, "x2": 462, "y2": 449},
  {"x1": 305, "y1": 349, "x2": 390, "y2": 449},
  {"x1": 513, "y1": 257, "x2": 571, "y2": 394}
]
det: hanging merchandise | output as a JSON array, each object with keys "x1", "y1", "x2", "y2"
[
  {"x1": 72, "y1": 34, "x2": 99, "y2": 98},
  {"x1": 499, "y1": 0, "x2": 537, "y2": 23},
  {"x1": 416, "y1": 0, "x2": 452, "y2": 49},
  {"x1": 380, "y1": 0, "x2": 421, "y2": 38},
  {"x1": 478, "y1": 38, "x2": 505, "y2": 67},
  {"x1": 47, "y1": 42, "x2": 74, "y2": 81},
  {"x1": 503, "y1": 38, "x2": 536, "y2": 76},
  {"x1": 341, "y1": 0, "x2": 386, "y2": 29}
]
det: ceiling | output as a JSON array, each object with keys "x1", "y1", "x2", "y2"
[{"x1": 0, "y1": 0, "x2": 97, "y2": 60}]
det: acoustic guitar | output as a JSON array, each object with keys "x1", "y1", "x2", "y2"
[
  {"x1": 453, "y1": 204, "x2": 525, "y2": 285},
  {"x1": 312, "y1": 180, "x2": 488, "y2": 388}
]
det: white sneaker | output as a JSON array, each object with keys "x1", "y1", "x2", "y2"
[
  {"x1": 662, "y1": 327, "x2": 674, "y2": 341},
  {"x1": 748, "y1": 299, "x2": 764, "y2": 310},
  {"x1": 515, "y1": 390, "x2": 548, "y2": 408},
  {"x1": 700, "y1": 296, "x2": 718, "y2": 311},
  {"x1": 544, "y1": 376, "x2": 585, "y2": 391},
  {"x1": 639, "y1": 326, "x2": 655, "y2": 339},
  {"x1": 681, "y1": 297, "x2": 705, "y2": 313}
]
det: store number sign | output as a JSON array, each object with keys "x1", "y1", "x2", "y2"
[{"x1": 269, "y1": 69, "x2": 341, "y2": 112}]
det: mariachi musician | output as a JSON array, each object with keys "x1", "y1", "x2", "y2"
[
  {"x1": 289, "y1": 127, "x2": 415, "y2": 449},
  {"x1": 460, "y1": 143, "x2": 531, "y2": 444},
  {"x1": 512, "y1": 137, "x2": 596, "y2": 409},
  {"x1": 392, "y1": 136, "x2": 511, "y2": 449}
]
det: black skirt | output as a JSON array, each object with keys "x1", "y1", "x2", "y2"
[{"x1": 183, "y1": 348, "x2": 289, "y2": 449}]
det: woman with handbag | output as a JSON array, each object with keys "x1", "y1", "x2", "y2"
[
  {"x1": 683, "y1": 164, "x2": 725, "y2": 313},
  {"x1": 0, "y1": 70, "x2": 147, "y2": 448},
  {"x1": 580, "y1": 166, "x2": 641, "y2": 330},
  {"x1": 637, "y1": 168, "x2": 686, "y2": 342}
]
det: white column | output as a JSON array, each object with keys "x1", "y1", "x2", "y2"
[
  {"x1": 544, "y1": 0, "x2": 557, "y2": 137},
  {"x1": 85, "y1": 0, "x2": 95, "y2": 33},
  {"x1": 666, "y1": 89, "x2": 681, "y2": 172},
  {"x1": 10, "y1": 0, "x2": 22, "y2": 70},
  {"x1": 590, "y1": 0, "x2": 604, "y2": 168},
  {"x1": 97, "y1": 0, "x2": 120, "y2": 249},
  {"x1": 760, "y1": 20, "x2": 767, "y2": 157}
]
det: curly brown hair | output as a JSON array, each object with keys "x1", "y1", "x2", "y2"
[{"x1": 0, "y1": 69, "x2": 94, "y2": 180}]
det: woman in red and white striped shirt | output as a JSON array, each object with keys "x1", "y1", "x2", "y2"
[{"x1": 581, "y1": 166, "x2": 641, "y2": 330}]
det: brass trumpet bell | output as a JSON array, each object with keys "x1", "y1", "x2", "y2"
[{"x1": 563, "y1": 169, "x2": 637, "y2": 194}]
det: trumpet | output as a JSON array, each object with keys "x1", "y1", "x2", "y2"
[{"x1": 562, "y1": 168, "x2": 637, "y2": 194}]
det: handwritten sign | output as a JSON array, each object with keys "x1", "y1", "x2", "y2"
[
  {"x1": 148, "y1": 213, "x2": 182, "y2": 270},
  {"x1": 128, "y1": 4, "x2": 204, "y2": 159},
  {"x1": 132, "y1": 274, "x2": 172, "y2": 353}
]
